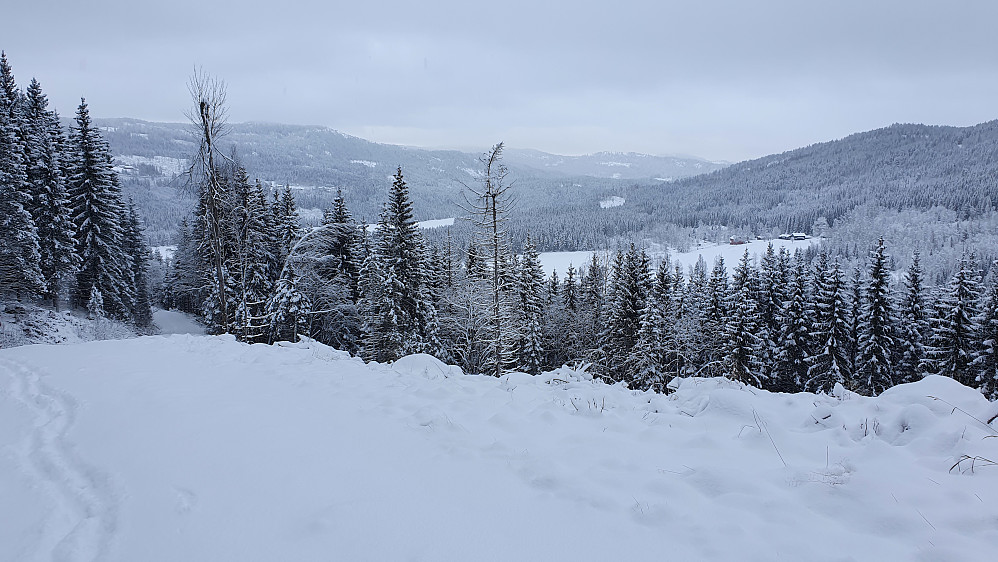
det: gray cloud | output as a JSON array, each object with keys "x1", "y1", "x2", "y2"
[{"x1": 5, "y1": 0, "x2": 998, "y2": 161}]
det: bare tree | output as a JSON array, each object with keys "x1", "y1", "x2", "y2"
[
  {"x1": 461, "y1": 142, "x2": 517, "y2": 377},
  {"x1": 185, "y1": 69, "x2": 231, "y2": 331}
]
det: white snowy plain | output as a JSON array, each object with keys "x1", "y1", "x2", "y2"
[
  {"x1": 1, "y1": 335, "x2": 997, "y2": 561},
  {"x1": 538, "y1": 238, "x2": 818, "y2": 278}
]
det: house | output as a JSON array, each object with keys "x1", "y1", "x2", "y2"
[{"x1": 792, "y1": 232, "x2": 807, "y2": 240}]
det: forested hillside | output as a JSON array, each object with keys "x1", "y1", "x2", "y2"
[
  {"x1": 626, "y1": 121, "x2": 998, "y2": 234},
  {"x1": 100, "y1": 119, "x2": 720, "y2": 246}
]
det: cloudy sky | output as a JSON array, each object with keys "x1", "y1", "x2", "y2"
[{"x1": 5, "y1": 0, "x2": 998, "y2": 162}]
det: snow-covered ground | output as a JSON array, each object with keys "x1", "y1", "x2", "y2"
[
  {"x1": 152, "y1": 309, "x2": 205, "y2": 335},
  {"x1": 664, "y1": 237, "x2": 819, "y2": 274},
  {"x1": 599, "y1": 196, "x2": 625, "y2": 209},
  {"x1": 366, "y1": 217, "x2": 456, "y2": 232},
  {"x1": 0, "y1": 303, "x2": 137, "y2": 348},
  {"x1": 151, "y1": 245, "x2": 176, "y2": 261},
  {"x1": 1, "y1": 335, "x2": 997, "y2": 560},
  {"x1": 539, "y1": 238, "x2": 819, "y2": 278},
  {"x1": 417, "y1": 217, "x2": 455, "y2": 229}
]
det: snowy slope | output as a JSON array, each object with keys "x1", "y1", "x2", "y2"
[
  {"x1": 538, "y1": 238, "x2": 818, "y2": 278},
  {"x1": 2, "y1": 336, "x2": 997, "y2": 561}
]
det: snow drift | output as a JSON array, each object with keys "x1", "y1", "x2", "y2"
[{"x1": 1, "y1": 335, "x2": 997, "y2": 561}]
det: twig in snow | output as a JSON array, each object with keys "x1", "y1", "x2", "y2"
[
  {"x1": 927, "y1": 396, "x2": 998, "y2": 435},
  {"x1": 916, "y1": 508, "x2": 936, "y2": 531},
  {"x1": 753, "y1": 409, "x2": 787, "y2": 468}
]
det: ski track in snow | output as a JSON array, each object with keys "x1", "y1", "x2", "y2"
[{"x1": 2, "y1": 358, "x2": 118, "y2": 562}]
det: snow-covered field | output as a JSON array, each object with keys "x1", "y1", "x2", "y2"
[
  {"x1": 599, "y1": 196, "x2": 625, "y2": 209},
  {"x1": 1, "y1": 335, "x2": 997, "y2": 560},
  {"x1": 664, "y1": 237, "x2": 818, "y2": 273},
  {"x1": 539, "y1": 238, "x2": 819, "y2": 278}
]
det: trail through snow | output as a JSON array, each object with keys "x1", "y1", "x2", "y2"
[
  {"x1": 1, "y1": 358, "x2": 118, "y2": 562},
  {"x1": 1, "y1": 336, "x2": 997, "y2": 560}
]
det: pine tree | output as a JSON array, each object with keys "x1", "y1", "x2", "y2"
[
  {"x1": 0, "y1": 52, "x2": 44, "y2": 298},
  {"x1": 627, "y1": 287, "x2": 670, "y2": 391},
  {"x1": 563, "y1": 263, "x2": 578, "y2": 312},
  {"x1": 756, "y1": 243, "x2": 781, "y2": 385},
  {"x1": 974, "y1": 267, "x2": 998, "y2": 400},
  {"x1": 845, "y1": 265, "x2": 864, "y2": 374},
  {"x1": 773, "y1": 256, "x2": 809, "y2": 393},
  {"x1": 895, "y1": 251, "x2": 927, "y2": 383},
  {"x1": 67, "y1": 98, "x2": 131, "y2": 319},
  {"x1": 23, "y1": 79, "x2": 77, "y2": 307},
  {"x1": 856, "y1": 238, "x2": 896, "y2": 395},
  {"x1": 267, "y1": 268, "x2": 311, "y2": 342},
  {"x1": 516, "y1": 236, "x2": 545, "y2": 374},
  {"x1": 600, "y1": 245, "x2": 650, "y2": 383},
  {"x1": 722, "y1": 249, "x2": 762, "y2": 386},
  {"x1": 926, "y1": 253, "x2": 981, "y2": 387},
  {"x1": 275, "y1": 185, "x2": 301, "y2": 269},
  {"x1": 228, "y1": 169, "x2": 274, "y2": 342},
  {"x1": 362, "y1": 167, "x2": 437, "y2": 362},
  {"x1": 805, "y1": 259, "x2": 851, "y2": 393},
  {"x1": 123, "y1": 201, "x2": 154, "y2": 327}
]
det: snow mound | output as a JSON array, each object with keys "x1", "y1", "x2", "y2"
[
  {"x1": 0, "y1": 302, "x2": 138, "y2": 348},
  {"x1": 1, "y1": 336, "x2": 997, "y2": 561}
]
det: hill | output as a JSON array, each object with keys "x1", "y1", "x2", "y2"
[
  {"x1": 95, "y1": 119, "x2": 719, "y2": 245},
  {"x1": 1, "y1": 335, "x2": 997, "y2": 560}
]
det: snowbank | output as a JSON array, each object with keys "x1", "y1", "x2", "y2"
[
  {"x1": 1, "y1": 336, "x2": 996, "y2": 560},
  {"x1": 0, "y1": 302, "x2": 137, "y2": 348}
]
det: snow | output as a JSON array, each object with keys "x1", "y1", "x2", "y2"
[
  {"x1": 539, "y1": 238, "x2": 820, "y2": 278},
  {"x1": 599, "y1": 196, "x2": 626, "y2": 209},
  {"x1": 151, "y1": 245, "x2": 176, "y2": 261},
  {"x1": 2, "y1": 336, "x2": 997, "y2": 560},
  {"x1": 114, "y1": 155, "x2": 187, "y2": 176},
  {"x1": 537, "y1": 250, "x2": 603, "y2": 276},
  {"x1": 663, "y1": 237, "x2": 818, "y2": 274},
  {"x1": 366, "y1": 217, "x2": 456, "y2": 232},
  {"x1": 0, "y1": 303, "x2": 137, "y2": 348},
  {"x1": 417, "y1": 217, "x2": 455, "y2": 229},
  {"x1": 152, "y1": 309, "x2": 204, "y2": 335},
  {"x1": 349, "y1": 160, "x2": 377, "y2": 168}
]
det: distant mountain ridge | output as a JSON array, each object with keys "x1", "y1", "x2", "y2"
[
  {"x1": 94, "y1": 117, "x2": 723, "y2": 245},
  {"x1": 95, "y1": 118, "x2": 721, "y2": 184},
  {"x1": 502, "y1": 148, "x2": 727, "y2": 180}
]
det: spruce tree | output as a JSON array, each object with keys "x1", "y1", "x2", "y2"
[
  {"x1": 805, "y1": 259, "x2": 851, "y2": 393},
  {"x1": 23, "y1": 79, "x2": 77, "y2": 307},
  {"x1": 895, "y1": 251, "x2": 927, "y2": 383},
  {"x1": 773, "y1": 256, "x2": 809, "y2": 393},
  {"x1": 362, "y1": 167, "x2": 436, "y2": 362},
  {"x1": 856, "y1": 238, "x2": 896, "y2": 395},
  {"x1": 600, "y1": 245, "x2": 649, "y2": 382},
  {"x1": 756, "y1": 243, "x2": 781, "y2": 384},
  {"x1": 267, "y1": 268, "x2": 311, "y2": 342},
  {"x1": 516, "y1": 236, "x2": 545, "y2": 374},
  {"x1": 0, "y1": 52, "x2": 44, "y2": 298},
  {"x1": 722, "y1": 250, "x2": 762, "y2": 386},
  {"x1": 123, "y1": 201, "x2": 154, "y2": 327},
  {"x1": 563, "y1": 263, "x2": 578, "y2": 312},
  {"x1": 229, "y1": 169, "x2": 274, "y2": 342},
  {"x1": 67, "y1": 98, "x2": 131, "y2": 319},
  {"x1": 926, "y1": 253, "x2": 981, "y2": 387},
  {"x1": 974, "y1": 267, "x2": 998, "y2": 400}
]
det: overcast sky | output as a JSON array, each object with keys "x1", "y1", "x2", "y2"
[{"x1": 5, "y1": 0, "x2": 998, "y2": 162}]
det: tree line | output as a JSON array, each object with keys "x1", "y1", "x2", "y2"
[
  {"x1": 0, "y1": 53, "x2": 152, "y2": 326},
  {"x1": 164, "y1": 89, "x2": 998, "y2": 399}
]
